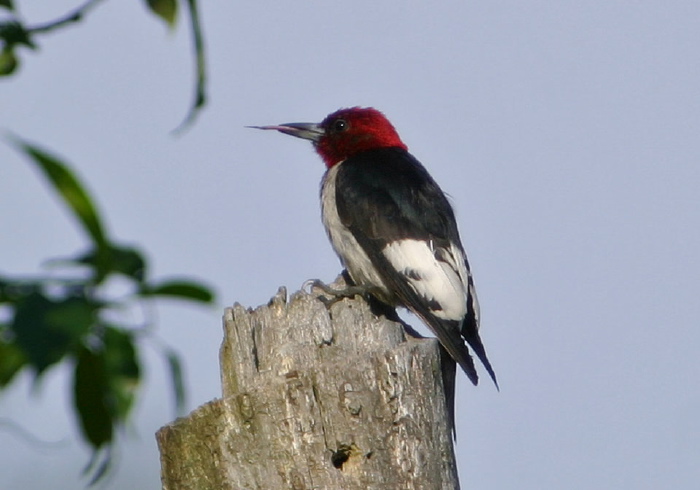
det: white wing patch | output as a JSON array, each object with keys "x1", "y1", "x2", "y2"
[{"x1": 382, "y1": 239, "x2": 468, "y2": 321}]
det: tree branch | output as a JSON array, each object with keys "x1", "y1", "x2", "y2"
[{"x1": 27, "y1": 0, "x2": 106, "y2": 34}]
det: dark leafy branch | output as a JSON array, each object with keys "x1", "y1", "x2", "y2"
[
  {"x1": 24, "y1": 0, "x2": 105, "y2": 34},
  {"x1": 0, "y1": 0, "x2": 104, "y2": 74},
  {"x1": 1, "y1": 2, "x2": 212, "y2": 483},
  {"x1": 0, "y1": 0, "x2": 207, "y2": 129},
  {"x1": 1, "y1": 139, "x2": 215, "y2": 484}
]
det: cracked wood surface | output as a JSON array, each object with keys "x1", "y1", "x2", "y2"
[{"x1": 157, "y1": 280, "x2": 460, "y2": 489}]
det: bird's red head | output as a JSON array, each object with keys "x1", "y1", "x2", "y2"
[
  {"x1": 250, "y1": 107, "x2": 408, "y2": 168},
  {"x1": 314, "y1": 107, "x2": 408, "y2": 168}
]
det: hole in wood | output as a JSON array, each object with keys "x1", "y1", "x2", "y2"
[{"x1": 331, "y1": 445, "x2": 352, "y2": 469}]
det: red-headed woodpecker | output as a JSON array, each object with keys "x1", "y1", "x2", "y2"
[{"x1": 251, "y1": 107, "x2": 497, "y2": 427}]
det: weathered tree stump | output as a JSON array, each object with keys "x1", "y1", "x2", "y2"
[{"x1": 157, "y1": 280, "x2": 460, "y2": 489}]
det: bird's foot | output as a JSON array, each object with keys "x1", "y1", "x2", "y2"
[{"x1": 302, "y1": 279, "x2": 368, "y2": 308}]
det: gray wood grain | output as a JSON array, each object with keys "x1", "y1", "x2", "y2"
[{"x1": 157, "y1": 280, "x2": 460, "y2": 489}]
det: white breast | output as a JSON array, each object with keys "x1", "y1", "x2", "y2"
[{"x1": 320, "y1": 164, "x2": 393, "y2": 299}]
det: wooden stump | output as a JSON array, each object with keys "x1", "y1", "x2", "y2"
[{"x1": 157, "y1": 281, "x2": 459, "y2": 489}]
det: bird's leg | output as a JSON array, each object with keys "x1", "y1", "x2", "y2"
[
  {"x1": 305, "y1": 273, "x2": 424, "y2": 339},
  {"x1": 303, "y1": 278, "x2": 369, "y2": 308}
]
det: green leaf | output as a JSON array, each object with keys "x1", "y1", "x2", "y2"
[
  {"x1": 74, "y1": 244, "x2": 147, "y2": 283},
  {"x1": 11, "y1": 138, "x2": 109, "y2": 250},
  {"x1": 0, "y1": 276, "x2": 41, "y2": 303},
  {"x1": 172, "y1": 0, "x2": 206, "y2": 133},
  {"x1": 46, "y1": 296, "x2": 99, "y2": 337},
  {"x1": 0, "y1": 20, "x2": 35, "y2": 48},
  {"x1": 141, "y1": 279, "x2": 214, "y2": 304},
  {"x1": 74, "y1": 328, "x2": 138, "y2": 482},
  {"x1": 104, "y1": 246, "x2": 147, "y2": 282},
  {"x1": 164, "y1": 349, "x2": 186, "y2": 416},
  {"x1": 0, "y1": 0, "x2": 14, "y2": 11},
  {"x1": 74, "y1": 346, "x2": 113, "y2": 449},
  {"x1": 103, "y1": 327, "x2": 140, "y2": 421},
  {"x1": 0, "y1": 276, "x2": 9, "y2": 302},
  {"x1": 0, "y1": 338, "x2": 26, "y2": 387},
  {"x1": 145, "y1": 0, "x2": 178, "y2": 28},
  {"x1": 84, "y1": 449, "x2": 113, "y2": 486},
  {"x1": 73, "y1": 328, "x2": 140, "y2": 453},
  {"x1": 0, "y1": 46, "x2": 17, "y2": 76},
  {"x1": 11, "y1": 292, "x2": 95, "y2": 373},
  {"x1": 82, "y1": 448, "x2": 113, "y2": 486}
]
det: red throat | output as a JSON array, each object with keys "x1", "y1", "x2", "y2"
[{"x1": 315, "y1": 107, "x2": 408, "y2": 168}]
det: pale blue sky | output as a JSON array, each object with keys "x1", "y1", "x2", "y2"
[{"x1": 2, "y1": 1, "x2": 699, "y2": 488}]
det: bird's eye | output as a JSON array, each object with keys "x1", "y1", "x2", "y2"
[{"x1": 332, "y1": 119, "x2": 348, "y2": 133}]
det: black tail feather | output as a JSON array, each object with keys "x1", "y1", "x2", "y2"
[
  {"x1": 463, "y1": 330, "x2": 499, "y2": 390},
  {"x1": 439, "y1": 345, "x2": 458, "y2": 440}
]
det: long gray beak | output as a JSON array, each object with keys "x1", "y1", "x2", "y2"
[{"x1": 247, "y1": 122, "x2": 324, "y2": 142}]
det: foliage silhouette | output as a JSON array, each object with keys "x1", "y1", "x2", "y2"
[{"x1": 1, "y1": 1, "x2": 211, "y2": 483}]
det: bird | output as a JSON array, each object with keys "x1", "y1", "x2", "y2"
[{"x1": 250, "y1": 107, "x2": 497, "y2": 432}]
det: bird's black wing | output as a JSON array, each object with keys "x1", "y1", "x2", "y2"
[{"x1": 334, "y1": 147, "x2": 484, "y2": 385}]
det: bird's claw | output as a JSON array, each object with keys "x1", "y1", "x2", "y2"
[
  {"x1": 302, "y1": 278, "x2": 368, "y2": 309},
  {"x1": 302, "y1": 279, "x2": 329, "y2": 295},
  {"x1": 302, "y1": 279, "x2": 343, "y2": 308}
]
